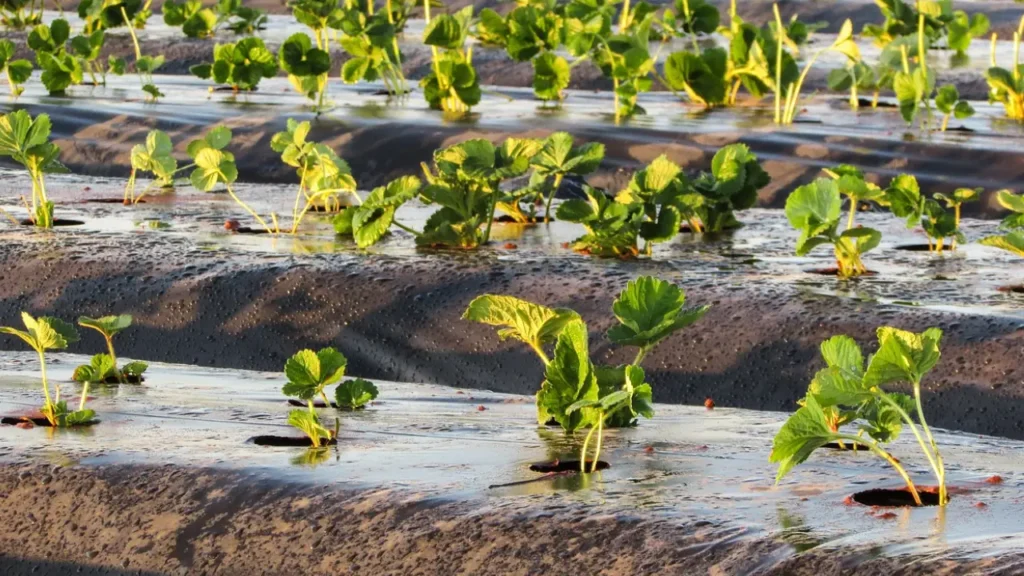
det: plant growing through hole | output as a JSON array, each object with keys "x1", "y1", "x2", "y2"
[
  {"x1": 0, "y1": 110, "x2": 68, "y2": 228},
  {"x1": 980, "y1": 190, "x2": 1024, "y2": 256},
  {"x1": 218, "y1": 0, "x2": 268, "y2": 35},
  {"x1": 985, "y1": 18, "x2": 1024, "y2": 120},
  {"x1": 283, "y1": 347, "x2": 344, "y2": 447},
  {"x1": 946, "y1": 9, "x2": 989, "y2": 57},
  {"x1": 72, "y1": 315, "x2": 147, "y2": 386},
  {"x1": 771, "y1": 327, "x2": 950, "y2": 506},
  {"x1": 613, "y1": 155, "x2": 693, "y2": 255},
  {"x1": 188, "y1": 126, "x2": 274, "y2": 234},
  {"x1": 557, "y1": 185, "x2": 645, "y2": 257},
  {"x1": 827, "y1": 60, "x2": 894, "y2": 110},
  {"x1": 664, "y1": 46, "x2": 729, "y2": 109},
  {"x1": 785, "y1": 177, "x2": 881, "y2": 278},
  {"x1": 279, "y1": 33, "x2": 332, "y2": 113},
  {"x1": 822, "y1": 164, "x2": 884, "y2": 228},
  {"x1": 465, "y1": 276, "x2": 708, "y2": 434},
  {"x1": 884, "y1": 174, "x2": 962, "y2": 252},
  {"x1": 28, "y1": 18, "x2": 83, "y2": 95},
  {"x1": 933, "y1": 187, "x2": 980, "y2": 249},
  {"x1": 861, "y1": 0, "x2": 950, "y2": 49},
  {"x1": 421, "y1": 5, "x2": 480, "y2": 114},
  {"x1": 415, "y1": 137, "x2": 542, "y2": 248},
  {"x1": 530, "y1": 132, "x2": 605, "y2": 223},
  {"x1": 0, "y1": 312, "x2": 95, "y2": 427},
  {"x1": 689, "y1": 143, "x2": 770, "y2": 232},
  {"x1": 190, "y1": 37, "x2": 278, "y2": 92},
  {"x1": 125, "y1": 129, "x2": 177, "y2": 204},
  {"x1": 333, "y1": 175, "x2": 421, "y2": 247},
  {"x1": 270, "y1": 119, "x2": 358, "y2": 233},
  {"x1": 0, "y1": 39, "x2": 32, "y2": 97}
]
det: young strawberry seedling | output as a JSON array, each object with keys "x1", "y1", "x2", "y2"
[
  {"x1": 125, "y1": 129, "x2": 177, "y2": 204},
  {"x1": 785, "y1": 177, "x2": 881, "y2": 277},
  {"x1": 466, "y1": 276, "x2": 707, "y2": 471},
  {"x1": 0, "y1": 312, "x2": 96, "y2": 427},
  {"x1": 0, "y1": 110, "x2": 68, "y2": 228},
  {"x1": 771, "y1": 328, "x2": 950, "y2": 506},
  {"x1": 73, "y1": 315, "x2": 147, "y2": 385}
]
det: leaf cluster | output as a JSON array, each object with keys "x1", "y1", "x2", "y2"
[
  {"x1": 190, "y1": 37, "x2": 278, "y2": 91},
  {"x1": 465, "y1": 276, "x2": 707, "y2": 430},
  {"x1": 785, "y1": 178, "x2": 880, "y2": 277}
]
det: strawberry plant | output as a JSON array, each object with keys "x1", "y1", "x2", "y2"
[
  {"x1": 333, "y1": 175, "x2": 421, "y2": 247},
  {"x1": 336, "y1": 0, "x2": 407, "y2": 95},
  {"x1": 79, "y1": 0, "x2": 146, "y2": 34},
  {"x1": 689, "y1": 143, "x2": 770, "y2": 232},
  {"x1": 0, "y1": 312, "x2": 95, "y2": 427},
  {"x1": 529, "y1": 132, "x2": 605, "y2": 223},
  {"x1": 219, "y1": 0, "x2": 268, "y2": 35},
  {"x1": 72, "y1": 315, "x2": 147, "y2": 385},
  {"x1": 416, "y1": 137, "x2": 542, "y2": 248},
  {"x1": 664, "y1": 47, "x2": 728, "y2": 108},
  {"x1": 827, "y1": 61, "x2": 892, "y2": 110},
  {"x1": 933, "y1": 187, "x2": 980, "y2": 249},
  {"x1": 592, "y1": 16, "x2": 657, "y2": 120},
  {"x1": 282, "y1": 347, "x2": 376, "y2": 443},
  {"x1": 279, "y1": 33, "x2": 332, "y2": 113},
  {"x1": 335, "y1": 378, "x2": 378, "y2": 409},
  {"x1": 557, "y1": 185, "x2": 644, "y2": 257},
  {"x1": 613, "y1": 155, "x2": 693, "y2": 255},
  {"x1": 884, "y1": 174, "x2": 962, "y2": 252},
  {"x1": 821, "y1": 164, "x2": 884, "y2": 230},
  {"x1": 465, "y1": 276, "x2": 707, "y2": 433},
  {"x1": 162, "y1": 0, "x2": 217, "y2": 38},
  {"x1": 188, "y1": 126, "x2": 274, "y2": 234},
  {"x1": 861, "y1": 0, "x2": 950, "y2": 48},
  {"x1": 946, "y1": 10, "x2": 989, "y2": 56},
  {"x1": 125, "y1": 129, "x2": 177, "y2": 204},
  {"x1": 475, "y1": 4, "x2": 570, "y2": 102},
  {"x1": 785, "y1": 177, "x2": 881, "y2": 277},
  {"x1": 270, "y1": 119, "x2": 358, "y2": 232},
  {"x1": 771, "y1": 328, "x2": 950, "y2": 506},
  {"x1": 0, "y1": 110, "x2": 68, "y2": 228},
  {"x1": 933, "y1": 84, "x2": 974, "y2": 131},
  {"x1": 0, "y1": 0, "x2": 42, "y2": 29},
  {"x1": 773, "y1": 12, "x2": 859, "y2": 124},
  {"x1": 980, "y1": 190, "x2": 1024, "y2": 256},
  {"x1": 985, "y1": 18, "x2": 1024, "y2": 120},
  {"x1": 71, "y1": 30, "x2": 126, "y2": 86},
  {"x1": 421, "y1": 5, "x2": 480, "y2": 114},
  {"x1": 190, "y1": 37, "x2": 278, "y2": 91},
  {"x1": 28, "y1": 18, "x2": 83, "y2": 95},
  {"x1": 0, "y1": 39, "x2": 31, "y2": 97}
]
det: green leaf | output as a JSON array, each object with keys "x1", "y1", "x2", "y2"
[
  {"x1": 532, "y1": 52, "x2": 569, "y2": 101},
  {"x1": 287, "y1": 409, "x2": 332, "y2": 446},
  {"x1": 78, "y1": 314, "x2": 132, "y2": 339},
  {"x1": 769, "y1": 394, "x2": 835, "y2": 483},
  {"x1": 785, "y1": 178, "x2": 842, "y2": 231},
  {"x1": 819, "y1": 335, "x2": 863, "y2": 375},
  {"x1": 532, "y1": 132, "x2": 604, "y2": 177},
  {"x1": 334, "y1": 378, "x2": 379, "y2": 409},
  {"x1": 72, "y1": 353, "x2": 117, "y2": 383},
  {"x1": 979, "y1": 232, "x2": 1024, "y2": 256},
  {"x1": 463, "y1": 295, "x2": 581, "y2": 358},
  {"x1": 282, "y1": 347, "x2": 348, "y2": 399},
  {"x1": 607, "y1": 276, "x2": 709, "y2": 349},
  {"x1": 121, "y1": 361, "x2": 148, "y2": 378},
  {"x1": 864, "y1": 327, "x2": 943, "y2": 387},
  {"x1": 537, "y1": 319, "x2": 598, "y2": 431}
]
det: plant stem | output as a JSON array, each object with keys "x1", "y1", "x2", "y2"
[
  {"x1": 835, "y1": 433, "x2": 922, "y2": 506},
  {"x1": 632, "y1": 346, "x2": 649, "y2": 366},
  {"x1": 580, "y1": 424, "x2": 596, "y2": 472},
  {"x1": 78, "y1": 381, "x2": 89, "y2": 411},
  {"x1": 951, "y1": 204, "x2": 960, "y2": 250},
  {"x1": 544, "y1": 173, "x2": 564, "y2": 224},
  {"x1": 392, "y1": 220, "x2": 420, "y2": 236},
  {"x1": 878, "y1": 392, "x2": 943, "y2": 487},
  {"x1": 846, "y1": 197, "x2": 857, "y2": 231},
  {"x1": 619, "y1": 0, "x2": 631, "y2": 32},
  {"x1": 913, "y1": 381, "x2": 947, "y2": 504},
  {"x1": 773, "y1": 3, "x2": 784, "y2": 124},
  {"x1": 38, "y1": 349, "x2": 51, "y2": 409},
  {"x1": 590, "y1": 416, "x2": 604, "y2": 472},
  {"x1": 528, "y1": 342, "x2": 551, "y2": 365},
  {"x1": 121, "y1": 7, "x2": 142, "y2": 60}
]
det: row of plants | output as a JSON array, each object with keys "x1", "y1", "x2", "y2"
[
  {"x1": 1, "y1": 0, "x2": 1022, "y2": 125},
  {"x1": 3, "y1": 109, "x2": 1021, "y2": 268},
  {"x1": 0, "y1": 276, "x2": 960, "y2": 508},
  {"x1": 0, "y1": 311, "x2": 376, "y2": 441}
]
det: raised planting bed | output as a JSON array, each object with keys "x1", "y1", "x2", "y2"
[
  {"x1": 0, "y1": 353, "x2": 1021, "y2": 575},
  {"x1": 0, "y1": 179, "x2": 1021, "y2": 438}
]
